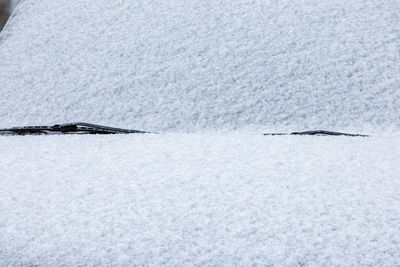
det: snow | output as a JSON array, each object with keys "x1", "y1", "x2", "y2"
[
  {"x1": 1, "y1": 0, "x2": 400, "y2": 132},
  {"x1": 1, "y1": 0, "x2": 400, "y2": 265},
  {"x1": 1, "y1": 134, "x2": 400, "y2": 265}
]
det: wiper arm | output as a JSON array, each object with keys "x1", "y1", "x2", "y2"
[
  {"x1": 264, "y1": 130, "x2": 368, "y2": 137},
  {"x1": 0, "y1": 122, "x2": 150, "y2": 136},
  {"x1": 0, "y1": 124, "x2": 368, "y2": 137}
]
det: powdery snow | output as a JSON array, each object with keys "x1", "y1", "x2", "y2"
[
  {"x1": 1, "y1": 1, "x2": 400, "y2": 265},
  {"x1": 0, "y1": 0, "x2": 400, "y2": 131},
  {"x1": 1, "y1": 134, "x2": 400, "y2": 265}
]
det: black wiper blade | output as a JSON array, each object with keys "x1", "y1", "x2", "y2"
[
  {"x1": 264, "y1": 130, "x2": 368, "y2": 137},
  {"x1": 291, "y1": 130, "x2": 368, "y2": 137},
  {"x1": 0, "y1": 124, "x2": 367, "y2": 137},
  {"x1": 0, "y1": 122, "x2": 150, "y2": 136}
]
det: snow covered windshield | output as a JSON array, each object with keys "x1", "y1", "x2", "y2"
[{"x1": 1, "y1": 1, "x2": 399, "y2": 132}]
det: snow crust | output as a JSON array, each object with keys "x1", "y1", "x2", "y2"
[
  {"x1": 1, "y1": 0, "x2": 400, "y2": 131},
  {"x1": 2, "y1": 2, "x2": 400, "y2": 265},
  {"x1": 1, "y1": 134, "x2": 400, "y2": 265}
]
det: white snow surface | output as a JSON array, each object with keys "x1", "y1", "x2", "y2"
[
  {"x1": 1, "y1": 0, "x2": 400, "y2": 131},
  {"x1": 1, "y1": 134, "x2": 400, "y2": 265}
]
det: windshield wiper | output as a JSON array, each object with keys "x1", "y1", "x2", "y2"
[
  {"x1": 264, "y1": 130, "x2": 368, "y2": 137},
  {"x1": 0, "y1": 123, "x2": 368, "y2": 137},
  {"x1": 0, "y1": 122, "x2": 150, "y2": 136}
]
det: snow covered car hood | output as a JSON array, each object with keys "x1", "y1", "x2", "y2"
[{"x1": 2, "y1": 133, "x2": 400, "y2": 265}]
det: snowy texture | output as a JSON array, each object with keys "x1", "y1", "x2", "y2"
[
  {"x1": 1, "y1": 0, "x2": 400, "y2": 131},
  {"x1": 1, "y1": 134, "x2": 400, "y2": 265}
]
